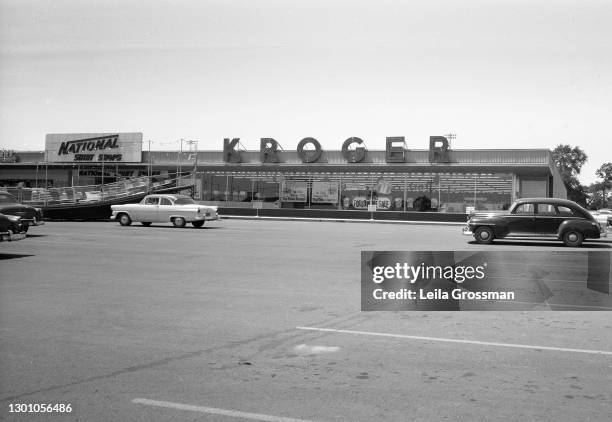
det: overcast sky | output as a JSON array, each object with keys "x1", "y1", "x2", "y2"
[{"x1": 1, "y1": 0, "x2": 610, "y2": 183}]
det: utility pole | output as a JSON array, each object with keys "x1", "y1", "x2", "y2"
[
  {"x1": 185, "y1": 140, "x2": 198, "y2": 198},
  {"x1": 177, "y1": 138, "x2": 185, "y2": 186},
  {"x1": 147, "y1": 140, "x2": 152, "y2": 191},
  {"x1": 45, "y1": 149, "x2": 48, "y2": 191},
  {"x1": 101, "y1": 150, "x2": 104, "y2": 199},
  {"x1": 185, "y1": 140, "x2": 198, "y2": 173}
]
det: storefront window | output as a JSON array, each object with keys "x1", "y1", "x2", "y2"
[
  {"x1": 200, "y1": 171, "x2": 281, "y2": 207},
  {"x1": 199, "y1": 170, "x2": 512, "y2": 212}
]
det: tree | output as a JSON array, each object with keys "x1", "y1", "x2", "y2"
[
  {"x1": 551, "y1": 144, "x2": 588, "y2": 206},
  {"x1": 595, "y1": 162, "x2": 612, "y2": 208},
  {"x1": 564, "y1": 177, "x2": 588, "y2": 206},
  {"x1": 586, "y1": 182, "x2": 607, "y2": 209},
  {"x1": 552, "y1": 144, "x2": 588, "y2": 179},
  {"x1": 596, "y1": 162, "x2": 612, "y2": 181}
]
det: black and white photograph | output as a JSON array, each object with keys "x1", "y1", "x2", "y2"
[{"x1": 1, "y1": 1, "x2": 611, "y2": 421}]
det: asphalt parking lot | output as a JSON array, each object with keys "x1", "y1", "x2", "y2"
[{"x1": 1, "y1": 219, "x2": 611, "y2": 421}]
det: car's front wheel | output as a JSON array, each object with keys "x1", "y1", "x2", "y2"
[
  {"x1": 118, "y1": 214, "x2": 132, "y2": 226},
  {"x1": 474, "y1": 226, "x2": 494, "y2": 244},
  {"x1": 192, "y1": 220, "x2": 204, "y2": 228},
  {"x1": 173, "y1": 217, "x2": 186, "y2": 228},
  {"x1": 563, "y1": 230, "x2": 583, "y2": 247}
]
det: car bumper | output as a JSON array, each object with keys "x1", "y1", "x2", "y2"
[
  {"x1": 203, "y1": 213, "x2": 220, "y2": 221},
  {"x1": 185, "y1": 214, "x2": 215, "y2": 222},
  {"x1": 462, "y1": 226, "x2": 473, "y2": 236},
  {"x1": 22, "y1": 218, "x2": 44, "y2": 226},
  {"x1": 0, "y1": 231, "x2": 27, "y2": 242}
]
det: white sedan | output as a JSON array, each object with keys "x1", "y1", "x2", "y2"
[{"x1": 110, "y1": 194, "x2": 219, "y2": 228}]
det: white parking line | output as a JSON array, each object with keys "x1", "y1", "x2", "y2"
[
  {"x1": 296, "y1": 326, "x2": 612, "y2": 356},
  {"x1": 507, "y1": 300, "x2": 612, "y2": 310},
  {"x1": 132, "y1": 398, "x2": 319, "y2": 422}
]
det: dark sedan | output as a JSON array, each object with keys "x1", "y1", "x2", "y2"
[
  {"x1": 0, "y1": 191, "x2": 44, "y2": 230},
  {"x1": 463, "y1": 198, "x2": 603, "y2": 247},
  {"x1": 0, "y1": 213, "x2": 28, "y2": 242}
]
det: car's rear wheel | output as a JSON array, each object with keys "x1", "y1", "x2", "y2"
[
  {"x1": 118, "y1": 214, "x2": 132, "y2": 226},
  {"x1": 192, "y1": 220, "x2": 204, "y2": 228},
  {"x1": 563, "y1": 230, "x2": 583, "y2": 247},
  {"x1": 141, "y1": 222, "x2": 152, "y2": 227},
  {"x1": 173, "y1": 217, "x2": 186, "y2": 228},
  {"x1": 474, "y1": 226, "x2": 494, "y2": 244}
]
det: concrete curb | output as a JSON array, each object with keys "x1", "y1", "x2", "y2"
[{"x1": 220, "y1": 215, "x2": 466, "y2": 226}]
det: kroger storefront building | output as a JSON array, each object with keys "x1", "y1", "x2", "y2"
[{"x1": 0, "y1": 133, "x2": 567, "y2": 218}]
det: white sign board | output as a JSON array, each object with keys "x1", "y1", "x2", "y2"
[
  {"x1": 45, "y1": 132, "x2": 143, "y2": 163},
  {"x1": 280, "y1": 180, "x2": 307, "y2": 202},
  {"x1": 311, "y1": 181, "x2": 338, "y2": 204}
]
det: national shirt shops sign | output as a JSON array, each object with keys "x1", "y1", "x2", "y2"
[{"x1": 45, "y1": 133, "x2": 143, "y2": 163}]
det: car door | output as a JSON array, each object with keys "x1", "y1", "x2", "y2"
[
  {"x1": 507, "y1": 202, "x2": 536, "y2": 235},
  {"x1": 157, "y1": 197, "x2": 174, "y2": 222},
  {"x1": 534, "y1": 203, "x2": 559, "y2": 235},
  {"x1": 556, "y1": 204, "x2": 581, "y2": 228},
  {"x1": 137, "y1": 196, "x2": 160, "y2": 221}
]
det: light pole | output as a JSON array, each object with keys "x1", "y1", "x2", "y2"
[
  {"x1": 177, "y1": 138, "x2": 185, "y2": 184},
  {"x1": 184, "y1": 140, "x2": 198, "y2": 172},
  {"x1": 45, "y1": 149, "x2": 48, "y2": 189},
  {"x1": 438, "y1": 173, "x2": 441, "y2": 212},
  {"x1": 474, "y1": 174, "x2": 478, "y2": 208},
  {"x1": 100, "y1": 149, "x2": 105, "y2": 199},
  {"x1": 148, "y1": 140, "x2": 152, "y2": 179},
  {"x1": 442, "y1": 134, "x2": 456, "y2": 211},
  {"x1": 184, "y1": 140, "x2": 198, "y2": 197},
  {"x1": 147, "y1": 140, "x2": 153, "y2": 190}
]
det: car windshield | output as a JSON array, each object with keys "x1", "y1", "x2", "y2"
[
  {"x1": 174, "y1": 197, "x2": 195, "y2": 205},
  {"x1": 0, "y1": 193, "x2": 18, "y2": 204}
]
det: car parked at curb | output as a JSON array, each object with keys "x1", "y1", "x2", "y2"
[
  {"x1": 0, "y1": 213, "x2": 28, "y2": 242},
  {"x1": 0, "y1": 191, "x2": 44, "y2": 231},
  {"x1": 463, "y1": 198, "x2": 603, "y2": 247},
  {"x1": 110, "y1": 194, "x2": 219, "y2": 228}
]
